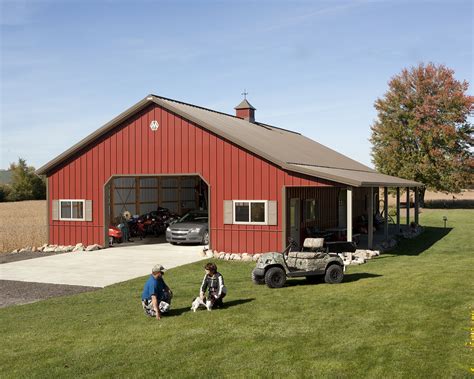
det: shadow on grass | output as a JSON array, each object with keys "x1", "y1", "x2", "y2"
[
  {"x1": 220, "y1": 298, "x2": 255, "y2": 309},
  {"x1": 167, "y1": 298, "x2": 256, "y2": 316},
  {"x1": 284, "y1": 273, "x2": 382, "y2": 287},
  {"x1": 390, "y1": 226, "x2": 453, "y2": 256},
  {"x1": 424, "y1": 199, "x2": 474, "y2": 209},
  {"x1": 343, "y1": 273, "x2": 383, "y2": 283}
]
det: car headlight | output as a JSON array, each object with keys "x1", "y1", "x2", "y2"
[
  {"x1": 166, "y1": 227, "x2": 171, "y2": 232},
  {"x1": 189, "y1": 228, "x2": 201, "y2": 233}
]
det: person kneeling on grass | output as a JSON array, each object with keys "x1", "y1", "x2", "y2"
[
  {"x1": 191, "y1": 262, "x2": 227, "y2": 312},
  {"x1": 141, "y1": 264, "x2": 173, "y2": 320}
]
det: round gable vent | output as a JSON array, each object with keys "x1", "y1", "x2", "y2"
[{"x1": 150, "y1": 120, "x2": 159, "y2": 131}]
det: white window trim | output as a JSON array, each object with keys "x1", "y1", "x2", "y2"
[
  {"x1": 59, "y1": 199, "x2": 86, "y2": 221},
  {"x1": 232, "y1": 200, "x2": 268, "y2": 225}
]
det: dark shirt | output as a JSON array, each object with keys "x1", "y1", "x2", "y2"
[{"x1": 200, "y1": 272, "x2": 225, "y2": 296}]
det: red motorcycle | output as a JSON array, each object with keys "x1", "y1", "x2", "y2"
[
  {"x1": 128, "y1": 217, "x2": 146, "y2": 239},
  {"x1": 108, "y1": 225, "x2": 123, "y2": 245}
]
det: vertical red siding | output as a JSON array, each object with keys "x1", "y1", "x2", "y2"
[{"x1": 48, "y1": 104, "x2": 337, "y2": 253}]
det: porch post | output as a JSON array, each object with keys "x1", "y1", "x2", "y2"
[
  {"x1": 396, "y1": 187, "x2": 400, "y2": 232},
  {"x1": 281, "y1": 186, "x2": 287, "y2": 251},
  {"x1": 368, "y1": 187, "x2": 374, "y2": 250},
  {"x1": 384, "y1": 187, "x2": 389, "y2": 241},
  {"x1": 346, "y1": 187, "x2": 353, "y2": 242},
  {"x1": 415, "y1": 187, "x2": 419, "y2": 225},
  {"x1": 406, "y1": 187, "x2": 410, "y2": 226}
]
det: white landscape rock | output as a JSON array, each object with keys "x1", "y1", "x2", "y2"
[
  {"x1": 73, "y1": 243, "x2": 85, "y2": 252},
  {"x1": 85, "y1": 244, "x2": 101, "y2": 251},
  {"x1": 205, "y1": 250, "x2": 214, "y2": 258},
  {"x1": 43, "y1": 245, "x2": 57, "y2": 253},
  {"x1": 350, "y1": 257, "x2": 365, "y2": 265},
  {"x1": 224, "y1": 253, "x2": 231, "y2": 261}
]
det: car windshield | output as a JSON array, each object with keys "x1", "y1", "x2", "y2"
[{"x1": 178, "y1": 212, "x2": 208, "y2": 223}]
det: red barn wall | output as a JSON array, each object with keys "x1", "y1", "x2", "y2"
[{"x1": 48, "y1": 104, "x2": 339, "y2": 253}]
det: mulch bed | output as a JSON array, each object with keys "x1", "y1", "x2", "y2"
[
  {"x1": 0, "y1": 280, "x2": 99, "y2": 308},
  {"x1": 0, "y1": 251, "x2": 69, "y2": 264},
  {"x1": 1, "y1": 251, "x2": 99, "y2": 308}
]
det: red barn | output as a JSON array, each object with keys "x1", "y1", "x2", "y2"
[{"x1": 37, "y1": 94, "x2": 421, "y2": 253}]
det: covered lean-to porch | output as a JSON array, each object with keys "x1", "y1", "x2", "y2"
[{"x1": 283, "y1": 180, "x2": 423, "y2": 250}]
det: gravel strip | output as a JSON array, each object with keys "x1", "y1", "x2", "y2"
[
  {"x1": 0, "y1": 251, "x2": 69, "y2": 264},
  {"x1": 0, "y1": 280, "x2": 99, "y2": 308}
]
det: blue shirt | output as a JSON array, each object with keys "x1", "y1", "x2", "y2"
[{"x1": 141, "y1": 275, "x2": 167, "y2": 301}]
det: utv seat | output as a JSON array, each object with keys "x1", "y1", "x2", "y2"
[{"x1": 287, "y1": 239, "x2": 326, "y2": 259}]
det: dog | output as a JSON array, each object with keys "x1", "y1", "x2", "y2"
[{"x1": 191, "y1": 297, "x2": 213, "y2": 312}]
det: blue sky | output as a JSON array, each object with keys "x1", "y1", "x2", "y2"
[{"x1": 1, "y1": 0, "x2": 472, "y2": 170}]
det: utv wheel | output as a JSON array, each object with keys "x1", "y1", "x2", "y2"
[
  {"x1": 202, "y1": 231, "x2": 209, "y2": 245},
  {"x1": 324, "y1": 264, "x2": 344, "y2": 284},
  {"x1": 251, "y1": 270, "x2": 265, "y2": 285},
  {"x1": 264, "y1": 267, "x2": 287, "y2": 288}
]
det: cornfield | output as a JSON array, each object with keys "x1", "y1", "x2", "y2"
[{"x1": 0, "y1": 200, "x2": 47, "y2": 253}]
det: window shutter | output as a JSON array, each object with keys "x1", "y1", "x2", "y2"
[
  {"x1": 52, "y1": 200, "x2": 59, "y2": 221},
  {"x1": 85, "y1": 200, "x2": 93, "y2": 221},
  {"x1": 268, "y1": 201, "x2": 277, "y2": 225},
  {"x1": 223, "y1": 200, "x2": 233, "y2": 224}
]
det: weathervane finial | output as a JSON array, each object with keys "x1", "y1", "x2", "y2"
[{"x1": 241, "y1": 89, "x2": 248, "y2": 99}]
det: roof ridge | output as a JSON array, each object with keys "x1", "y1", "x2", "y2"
[
  {"x1": 255, "y1": 122, "x2": 301, "y2": 135},
  {"x1": 151, "y1": 94, "x2": 244, "y2": 120},
  {"x1": 151, "y1": 94, "x2": 286, "y2": 134}
]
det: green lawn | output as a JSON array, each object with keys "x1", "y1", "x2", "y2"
[{"x1": 1, "y1": 209, "x2": 473, "y2": 378}]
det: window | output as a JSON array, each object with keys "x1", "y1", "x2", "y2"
[
  {"x1": 304, "y1": 199, "x2": 317, "y2": 221},
  {"x1": 60, "y1": 200, "x2": 85, "y2": 221},
  {"x1": 233, "y1": 201, "x2": 267, "y2": 224}
]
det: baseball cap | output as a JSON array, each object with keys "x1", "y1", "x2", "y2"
[{"x1": 152, "y1": 264, "x2": 166, "y2": 273}]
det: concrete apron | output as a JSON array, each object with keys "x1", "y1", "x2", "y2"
[{"x1": 0, "y1": 244, "x2": 206, "y2": 287}]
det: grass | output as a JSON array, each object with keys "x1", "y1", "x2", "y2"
[
  {"x1": 0, "y1": 200, "x2": 47, "y2": 253},
  {"x1": 1, "y1": 209, "x2": 473, "y2": 378}
]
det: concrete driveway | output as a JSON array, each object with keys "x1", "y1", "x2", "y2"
[{"x1": 0, "y1": 243, "x2": 206, "y2": 287}]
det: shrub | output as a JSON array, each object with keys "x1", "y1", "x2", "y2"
[{"x1": 0, "y1": 184, "x2": 11, "y2": 202}]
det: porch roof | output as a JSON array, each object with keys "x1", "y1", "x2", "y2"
[{"x1": 288, "y1": 163, "x2": 422, "y2": 188}]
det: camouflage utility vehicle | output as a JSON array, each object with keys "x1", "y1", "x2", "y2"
[{"x1": 252, "y1": 238, "x2": 356, "y2": 288}]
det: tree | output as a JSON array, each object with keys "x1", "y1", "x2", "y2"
[
  {"x1": 7, "y1": 158, "x2": 46, "y2": 201},
  {"x1": 0, "y1": 184, "x2": 11, "y2": 202},
  {"x1": 370, "y1": 63, "x2": 474, "y2": 204}
]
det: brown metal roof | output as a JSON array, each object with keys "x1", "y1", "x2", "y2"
[
  {"x1": 288, "y1": 164, "x2": 420, "y2": 187},
  {"x1": 37, "y1": 94, "x2": 422, "y2": 187}
]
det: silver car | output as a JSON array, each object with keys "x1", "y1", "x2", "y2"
[{"x1": 166, "y1": 211, "x2": 209, "y2": 245}]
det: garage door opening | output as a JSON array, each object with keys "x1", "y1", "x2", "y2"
[{"x1": 104, "y1": 175, "x2": 209, "y2": 247}]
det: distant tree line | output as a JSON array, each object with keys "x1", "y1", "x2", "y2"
[{"x1": 0, "y1": 158, "x2": 46, "y2": 202}]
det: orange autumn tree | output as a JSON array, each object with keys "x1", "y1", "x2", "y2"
[{"x1": 370, "y1": 63, "x2": 473, "y2": 204}]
